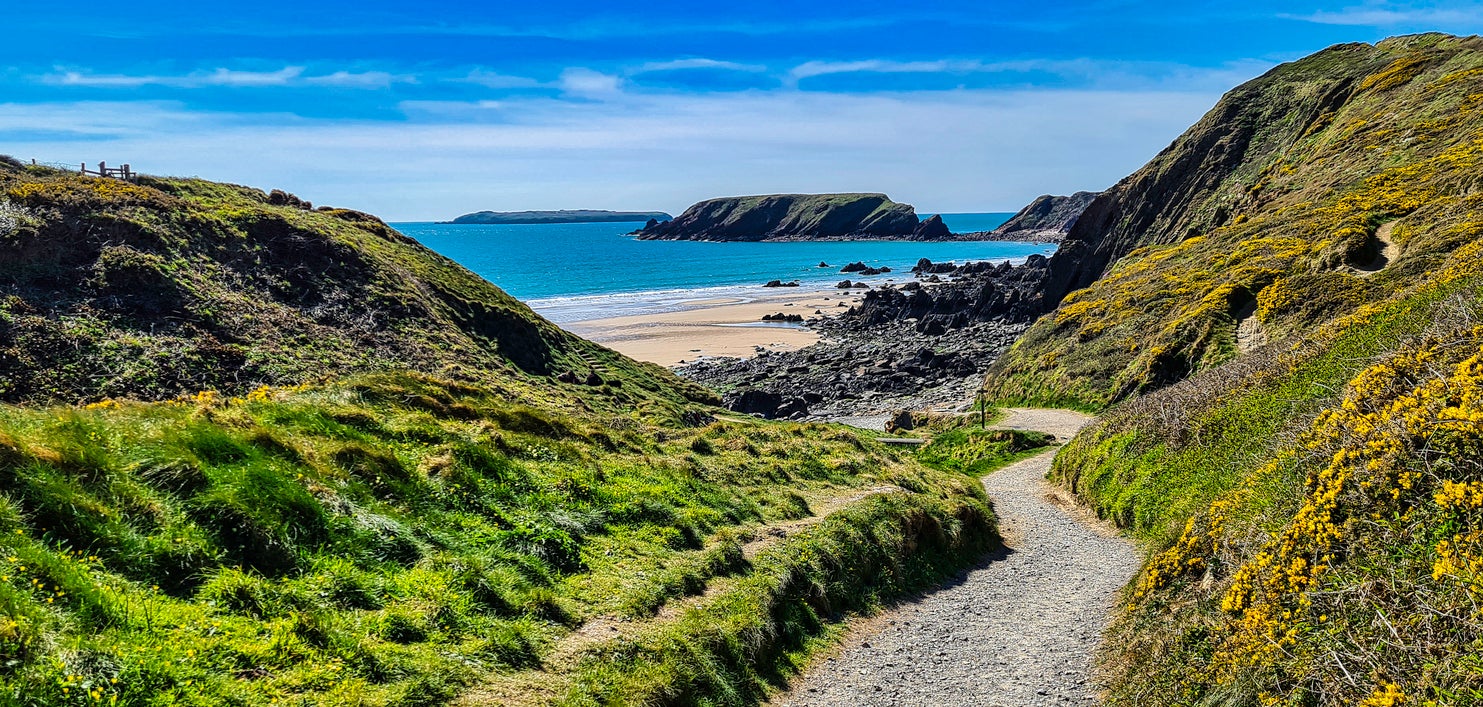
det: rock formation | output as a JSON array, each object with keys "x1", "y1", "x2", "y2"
[{"x1": 634, "y1": 193, "x2": 943, "y2": 241}]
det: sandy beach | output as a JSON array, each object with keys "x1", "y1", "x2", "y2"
[{"x1": 563, "y1": 286, "x2": 870, "y2": 366}]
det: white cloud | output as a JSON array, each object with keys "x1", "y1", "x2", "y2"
[
  {"x1": 631, "y1": 58, "x2": 768, "y2": 74},
  {"x1": 0, "y1": 83, "x2": 1228, "y2": 221},
  {"x1": 790, "y1": 59, "x2": 1003, "y2": 81},
  {"x1": 1283, "y1": 3, "x2": 1483, "y2": 26},
  {"x1": 557, "y1": 68, "x2": 623, "y2": 98},
  {"x1": 785, "y1": 57, "x2": 1277, "y2": 92},
  {"x1": 460, "y1": 69, "x2": 544, "y2": 89},
  {"x1": 42, "y1": 66, "x2": 412, "y2": 89}
]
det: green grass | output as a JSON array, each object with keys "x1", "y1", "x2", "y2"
[
  {"x1": 0, "y1": 373, "x2": 996, "y2": 706},
  {"x1": 917, "y1": 427, "x2": 1055, "y2": 477}
]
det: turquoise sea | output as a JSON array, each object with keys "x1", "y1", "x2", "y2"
[{"x1": 395, "y1": 212, "x2": 1052, "y2": 323}]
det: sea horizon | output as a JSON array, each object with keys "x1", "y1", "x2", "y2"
[{"x1": 394, "y1": 212, "x2": 1052, "y2": 322}]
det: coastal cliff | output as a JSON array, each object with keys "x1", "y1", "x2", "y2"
[
  {"x1": 446, "y1": 209, "x2": 671, "y2": 225},
  {"x1": 634, "y1": 193, "x2": 952, "y2": 241}
]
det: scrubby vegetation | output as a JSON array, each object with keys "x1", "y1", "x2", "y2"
[
  {"x1": 986, "y1": 33, "x2": 1483, "y2": 408},
  {"x1": 979, "y1": 33, "x2": 1483, "y2": 706}
]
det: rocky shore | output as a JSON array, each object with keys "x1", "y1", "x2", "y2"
[{"x1": 677, "y1": 256, "x2": 1050, "y2": 421}]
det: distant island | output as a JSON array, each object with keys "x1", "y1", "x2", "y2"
[
  {"x1": 633, "y1": 193, "x2": 959, "y2": 241},
  {"x1": 444, "y1": 209, "x2": 673, "y2": 225}
]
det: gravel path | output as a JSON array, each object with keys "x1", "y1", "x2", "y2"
[{"x1": 773, "y1": 409, "x2": 1138, "y2": 707}]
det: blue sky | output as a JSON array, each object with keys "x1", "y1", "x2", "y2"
[{"x1": 3, "y1": 1, "x2": 1481, "y2": 220}]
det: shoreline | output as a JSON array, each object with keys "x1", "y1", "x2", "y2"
[{"x1": 560, "y1": 285, "x2": 869, "y2": 367}]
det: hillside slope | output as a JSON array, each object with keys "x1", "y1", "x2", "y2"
[
  {"x1": 986, "y1": 33, "x2": 1483, "y2": 408},
  {"x1": 0, "y1": 161, "x2": 711, "y2": 410},
  {"x1": 977, "y1": 33, "x2": 1483, "y2": 705}
]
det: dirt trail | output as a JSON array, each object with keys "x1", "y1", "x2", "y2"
[
  {"x1": 773, "y1": 409, "x2": 1139, "y2": 707},
  {"x1": 1354, "y1": 220, "x2": 1401, "y2": 275}
]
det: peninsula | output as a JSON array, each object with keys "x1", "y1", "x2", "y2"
[
  {"x1": 634, "y1": 192, "x2": 958, "y2": 241},
  {"x1": 444, "y1": 209, "x2": 672, "y2": 225}
]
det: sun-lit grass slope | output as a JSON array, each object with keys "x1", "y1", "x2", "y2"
[
  {"x1": 0, "y1": 159, "x2": 713, "y2": 410},
  {"x1": 985, "y1": 33, "x2": 1483, "y2": 409},
  {"x1": 0, "y1": 373, "x2": 997, "y2": 706},
  {"x1": 0, "y1": 163, "x2": 1004, "y2": 706},
  {"x1": 993, "y1": 33, "x2": 1483, "y2": 706}
]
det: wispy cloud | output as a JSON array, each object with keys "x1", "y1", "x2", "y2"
[
  {"x1": 42, "y1": 67, "x2": 414, "y2": 89},
  {"x1": 785, "y1": 57, "x2": 1274, "y2": 92},
  {"x1": 630, "y1": 58, "x2": 768, "y2": 74},
  {"x1": 557, "y1": 68, "x2": 624, "y2": 98},
  {"x1": 460, "y1": 70, "x2": 544, "y2": 89},
  {"x1": 1283, "y1": 3, "x2": 1483, "y2": 26},
  {"x1": 790, "y1": 59, "x2": 1006, "y2": 81}
]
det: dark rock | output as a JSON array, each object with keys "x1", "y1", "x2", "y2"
[
  {"x1": 268, "y1": 189, "x2": 312, "y2": 210},
  {"x1": 912, "y1": 214, "x2": 951, "y2": 239},
  {"x1": 912, "y1": 258, "x2": 960, "y2": 275},
  {"x1": 728, "y1": 389, "x2": 783, "y2": 416},
  {"x1": 556, "y1": 371, "x2": 580, "y2": 384},
  {"x1": 763, "y1": 279, "x2": 800, "y2": 288},
  {"x1": 983, "y1": 192, "x2": 1099, "y2": 243},
  {"x1": 819, "y1": 261, "x2": 830, "y2": 267},
  {"x1": 841, "y1": 261, "x2": 869, "y2": 273},
  {"x1": 762, "y1": 313, "x2": 805, "y2": 323},
  {"x1": 775, "y1": 397, "x2": 810, "y2": 418},
  {"x1": 837, "y1": 280, "x2": 855, "y2": 288},
  {"x1": 584, "y1": 371, "x2": 604, "y2": 386}
]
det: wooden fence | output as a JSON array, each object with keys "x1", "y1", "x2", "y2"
[
  {"x1": 78, "y1": 161, "x2": 136, "y2": 180},
  {"x1": 27, "y1": 159, "x2": 137, "y2": 180}
]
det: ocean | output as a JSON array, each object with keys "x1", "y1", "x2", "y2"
[{"x1": 395, "y1": 212, "x2": 1053, "y2": 323}]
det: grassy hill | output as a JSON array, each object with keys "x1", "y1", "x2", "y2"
[
  {"x1": 0, "y1": 160, "x2": 718, "y2": 412},
  {"x1": 0, "y1": 163, "x2": 1007, "y2": 705},
  {"x1": 980, "y1": 33, "x2": 1483, "y2": 704}
]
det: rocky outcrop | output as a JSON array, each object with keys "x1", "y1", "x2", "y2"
[
  {"x1": 986, "y1": 192, "x2": 1098, "y2": 242},
  {"x1": 849, "y1": 255, "x2": 1052, "y2": 333},
  {"x1": 446, "y1": 209, "x2": 672, "y2": 225},
  {"x1": 634, "y1": 193, "x2": 939, "y2": 241},
  {"x1": 912, "y1": 214, "x2": 952, "y2": 239}
]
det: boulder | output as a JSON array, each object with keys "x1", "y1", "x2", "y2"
[{"x1": 728, "y1": 389, "x2": 783, "y2": 416}]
